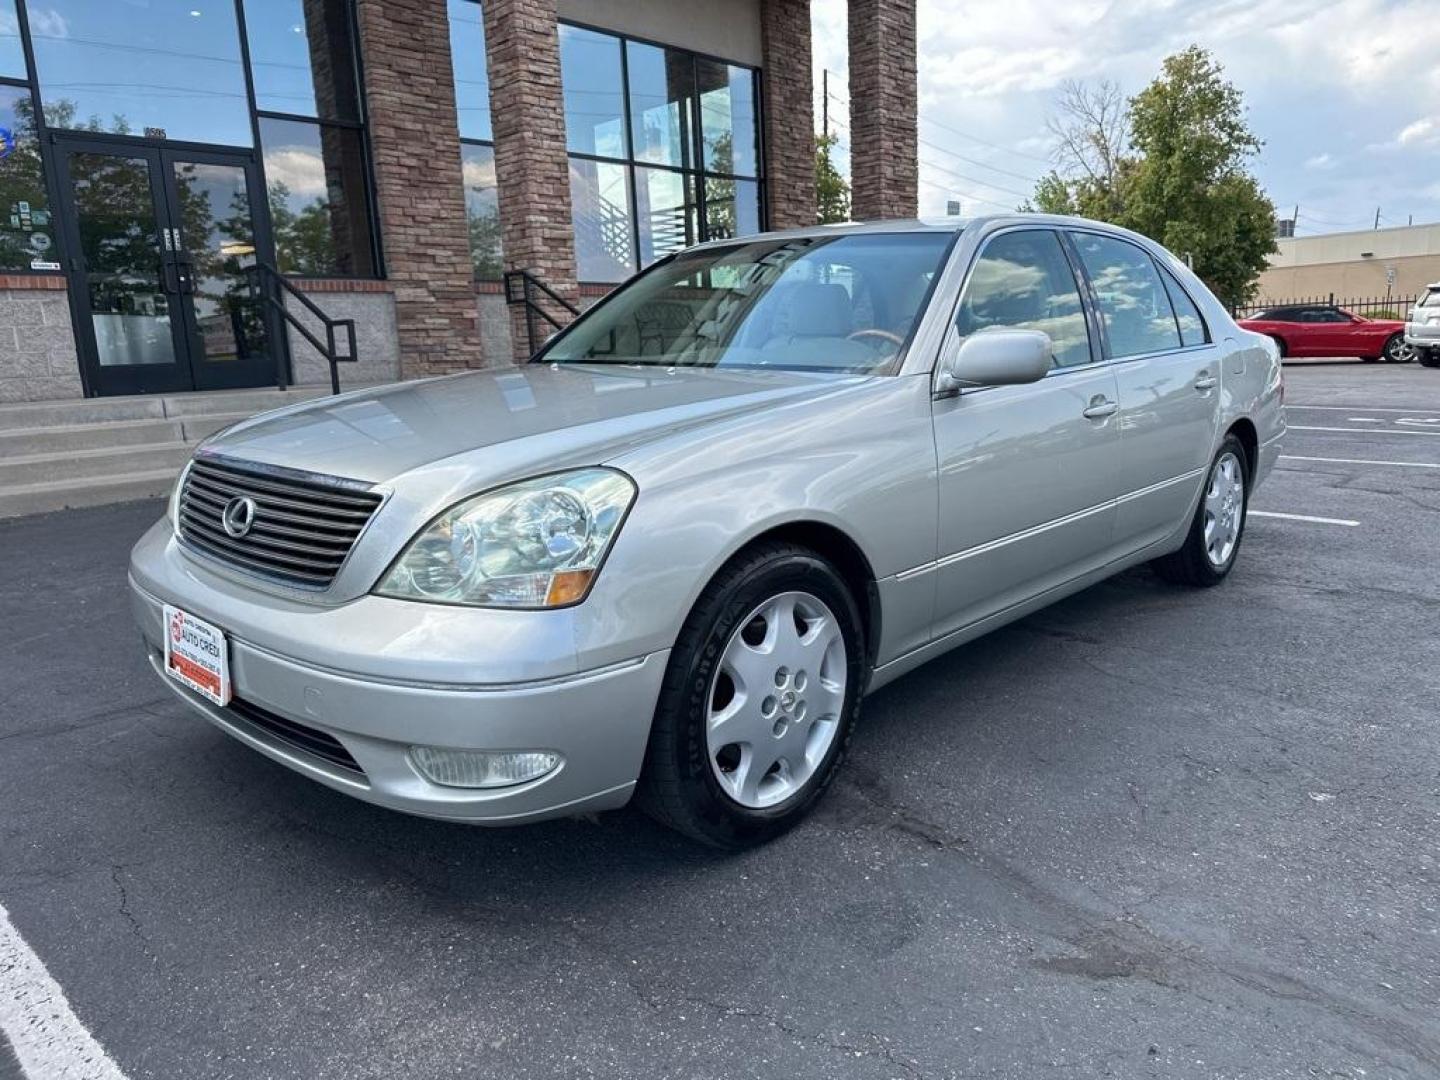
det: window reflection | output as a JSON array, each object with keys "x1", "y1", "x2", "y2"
[
  {"x1": 0, "y1": 90, "x2": 55, "y2": 271},
  {"x1": 958, "y1": 230, "x2": 1092, "y2": 369},
  {"x1": 557, "y1": 24, "x2": 764, "y2": 282},
  {"x1": 1157, "y1": 263, "x2": 1208, "y2": 346},
  {"x1": 259, "y1": 116, "x2": 374, "y2": 277},
  {"x1": 570, "y1": 157, "x2": 633, "y2": 282},
  {"x1": 1072, "y1": 233, "x2": 1182, "y2": 358},
  {"x1": 696, "y1": 59, "x2": 756, "y2": 177},
  {"x1": 0, "y1": 0, "x2": 25, "y2": 79},
  {"x1": 627, "y1": 42, "x2": 692, "y2": 169},
  {"x1": 560, "y1": 25, "x2": 625, "y2": 159},
  {"x1": 243, "y1": 0, "x2": 360, "y2": 122},
  {"x1": 635, "y1": 166, "x2": 695, "y2": 265},
  {"x1": 448, "y1": 0, "x2": 491, "y2": 142},
  {"x1": 461, "y1": 142, "x2": 501, "y2": 279},
  {"x1": 32, "y1": 0, "x2": 253, "y2": 145}
]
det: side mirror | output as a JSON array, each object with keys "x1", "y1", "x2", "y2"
[{"x1": 937, "y1": 328, "x2": 1053, "y2": 393}]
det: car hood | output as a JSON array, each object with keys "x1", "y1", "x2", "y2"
[{"x1": 201, "y1": 363, "x2": 870, "y2": 485}]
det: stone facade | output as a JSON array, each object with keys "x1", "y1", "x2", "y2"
[
  {"x1": 761, "y1": 0, "x2": 817, "y2": 230},
  {"x1": 483, "y1": 0, "x2": 580, "y2": 361},
  {"x1": 285, "y1": 286, "x2": 402, "y2": 389},
  {"x1": 0, "y1": 280, "x2": 82, "y2": 403},
  {"x1": 354, "y1": 0, "x2": 483, "y2": 374},
  {"x1": 848, "y1": 0, "x2": 918, "y2": 222}
]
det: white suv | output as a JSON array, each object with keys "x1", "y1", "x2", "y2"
[{"x1": 1407, "y1": 283, "x2": 1440, "y2": 367}]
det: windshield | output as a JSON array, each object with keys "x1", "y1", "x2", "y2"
[{"x1": 541, "y1": 232, "x2": 955, "y2": 373}]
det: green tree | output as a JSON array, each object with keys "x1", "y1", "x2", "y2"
[
  {"x1": 1123, "y1": 46, "x2": 1275, "y2": 307},
  {"x1": 1026, "y1": 47, "x2": 1276, "y2": 307},
  {"x1": 816, "y1": 134, "x2": 850, "y2": 224}
]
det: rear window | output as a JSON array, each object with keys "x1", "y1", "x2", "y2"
[{"x1": 1420, "y1": 288, "x2": 1440, "y2": 309}]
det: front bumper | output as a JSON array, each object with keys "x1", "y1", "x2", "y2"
[{"x1": 130, "y1": 523, "x2": 669, "y2": 825}]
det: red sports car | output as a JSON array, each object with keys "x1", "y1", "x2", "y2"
[{"x1": 1238, "y1": 304, "x2": 1412, "y2": 362}]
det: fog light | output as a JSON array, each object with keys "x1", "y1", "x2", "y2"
[{"x1": 409, "y1": 747, "x2": 561, "y2": 789}]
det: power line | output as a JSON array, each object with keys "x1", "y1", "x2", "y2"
[
  {"x1": 918, "y1": 137, "x2": 1041, "y2": 185},
  {"x1": 917, "y1": 176, "x2": 1017, "y2": 212},
  {"x1": 920, "y1": 114, "x2": 1054, "y2": 165},
  {"x1": 918, "y1": 154, "x2": 1033, "y2": 201}
]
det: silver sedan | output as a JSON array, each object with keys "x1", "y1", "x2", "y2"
[{"x1": 129, "y1": 216, "x2": 1285, "y2": 847}]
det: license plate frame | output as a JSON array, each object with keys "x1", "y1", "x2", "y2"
[{"x1": 162, "y1": 604, "x2": 231, "y2": 707}]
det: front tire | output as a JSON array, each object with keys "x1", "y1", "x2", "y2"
[
  {"x1": 637, "y1": 541, "x2": 866, "y2": 848},
  {"x1": 1152, "y1": 436, "x2": 1249, "y2": 587},
  {"x1": 1383, "y1": 333, "x2": 1415, "y2": 363}
]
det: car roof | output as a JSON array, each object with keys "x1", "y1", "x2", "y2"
[{"x1": 683, "y1": 213, "x2": 1158, "y2": 252}]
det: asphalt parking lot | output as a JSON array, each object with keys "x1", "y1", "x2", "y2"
[{"x1": 2, "y1": 361, "x2": 1438, "y2": 1080}]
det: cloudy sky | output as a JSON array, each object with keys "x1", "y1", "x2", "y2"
[{"x1": 812, "y1": 0, "x2": 1440, "y2": 236}]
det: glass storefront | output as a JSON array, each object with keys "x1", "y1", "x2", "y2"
[
  {"x1": 558, "y1": 23, "x2": 764, "y2": 283},
  {"x1": 4, "y1": 0, "x2": 378, "y2": 396}
]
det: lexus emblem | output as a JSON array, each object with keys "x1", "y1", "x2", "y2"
[{"x1": 221, "y1": 495, "x2": 257, "y2": 538}]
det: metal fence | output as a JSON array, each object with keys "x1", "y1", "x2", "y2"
[{"x1": 1232, "y1": 293, "x2": 1418, "y2": 320}]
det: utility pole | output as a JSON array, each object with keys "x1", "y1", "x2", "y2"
[
  {"x1": 822, "y1": 69, "x2": 829, "y2": 139},
  {"x1": 1374, "y1": 206, "x2": 1381, "y2": 230}
]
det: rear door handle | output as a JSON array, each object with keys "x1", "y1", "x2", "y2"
[
  {"x1": 1194, "y1": 374, "x2": 1218, "y2": 391},
  {"x1": 1082, "y1": 396, "x2": 1118, "y2": 420}
]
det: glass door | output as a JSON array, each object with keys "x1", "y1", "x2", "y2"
[
  {"x1": 161, "y1": 151, "x2": 274, "y2": 391},
  {"x1": 55, "y1": 137, "x2": 278, "y2": 396}
]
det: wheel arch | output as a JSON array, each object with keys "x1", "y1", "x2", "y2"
[
  {"x1": 1226, "y1": 416, "x2": 1259, "y2": 478},
  {"x1": 720, "y1": 520, "x2": 883, "y2": 671}
]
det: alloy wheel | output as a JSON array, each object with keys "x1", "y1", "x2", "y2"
[
  {"x1": 706, "y1": 591, "x2": 847, "y2": 809},
  {"x1": 1386, "y1": 337, "x2": 1416, "y2": 363},
  {"x1": 1203, "y1": 451, "x2": 1244, "y2": 568}
]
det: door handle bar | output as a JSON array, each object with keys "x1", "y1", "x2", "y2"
[
  {"x1": 1082, "y1": 399, "x2": 1118, "y2": 420},
  {"x1": 1194, "y1": 375, "x2": 1218, "y2": 391}
]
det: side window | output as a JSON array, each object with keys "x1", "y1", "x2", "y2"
[
  {"x1": 1157, "y1": 264, "x2": 1208, "y2": 346},
  {"x1": 1071, "y1": 232, "x2": 1182, "y2": 358},
  {"x1": 956, "y1": 229, "x2": 1092, "y2": 369}
]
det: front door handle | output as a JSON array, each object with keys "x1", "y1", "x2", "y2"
[
  {"x1": 1082, "y1": 396, "x2": 1118, "y2": 420},
  {"x1": 1194, "y1": 373, "x2": 1218, "y2": 391}
]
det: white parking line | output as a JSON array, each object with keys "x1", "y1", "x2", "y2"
[
  {"x1": 1288, "y1": 405, "x2": 1440, "y2": 414},
  {"x1": 1249, "y1": 510, "x2": 1360, "y2": 527},
  {"x1": 1281, "y1": 454, "x2": 1440, "y2": 470},
  {"x1": 1290, "y1": 425, "x2": 1440, "y2": 437},
  {"x1": 1346, "y1": 417, "x2": 1386, "y2": 423},
  {"x1": 0, "y1": 901, "x2": 128, "y2": 1080}
]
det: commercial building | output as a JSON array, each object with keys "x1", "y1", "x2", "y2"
[
  {"x1": 1257, "y1": 222, "x2": 1440, "y2": 304},
  {"x1": 0, "y1": 0, "x2": 919, "y2": 404}
]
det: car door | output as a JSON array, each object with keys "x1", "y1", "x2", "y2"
[
  {"x1": 929, "y1": 227, "x2": 1124, "y2": 642},
  {"x1": 1309, "y1": 307, "x2": 1357, "y2": 355},
  {"x1": 1067, "y1": 230, "x2": 1221, "y2": 551}
]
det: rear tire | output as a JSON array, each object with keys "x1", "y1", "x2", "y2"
[
  {"x1": 1269, "y1": 336, "x2": 1286, "y2": 359},
  {"x1": 1419, "y1": 348, "x2": 1440, "y2": 369},
  {"x1": 637, "y1": 541, "x2": 866, "y2": 848},
  {"x1": 1152, "y1": 435, "x2": 1250, "y2": 588}
]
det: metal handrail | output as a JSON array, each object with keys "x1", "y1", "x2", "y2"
[
  {"x1": 248, "y1": 262, "x2": 359, "y2": 395},
  {"x1": 503, "y1": 269, "x2": 581, "y2": 357}
]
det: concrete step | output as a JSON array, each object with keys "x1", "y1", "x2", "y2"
[
  {"x1": 0, "y1": 468, "x2": 177, "y2": 519},
  {"x1": 0, "y1": 410, "x2": 265, "y2": 458},
  {"x1": 0, "y1": 442, "x2": 194, "y2": 488},
  {"x1": 0, "y1": 385, "x2": 329, "y2": 432}
]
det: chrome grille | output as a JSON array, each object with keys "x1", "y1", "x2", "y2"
[{"x1": 178, "y1": 456, "x2": 383, "y2": 588}]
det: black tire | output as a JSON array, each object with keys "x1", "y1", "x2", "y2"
[
  {"x1": 1382, "y1": 333, "x2": 1414, "y2": 363},
  {"x1": 1269, "y1": 336, "x2": 1287, "y2": 359},
  {"x1": 636, "y1": 541, "x2": 866, "y2": 848},
  {"x1": 1420, "y1": 348, "x2": 1440, "y2": 369},
  {"x1": 1152, "y1": 435, "x2": 1250, "y2": 588}
]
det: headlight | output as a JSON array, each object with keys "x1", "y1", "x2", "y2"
[
  {"x1": 375, "y1": 468, "x2": 636, "y2": 609},
  {"x1": 168, "y1": 462, "x2": 192, "y2": 533}
]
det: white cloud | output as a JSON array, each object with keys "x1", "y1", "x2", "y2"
[
  {"x1": 26, "y1": 8, "x2": 68, "y2": 38},
  {"x1": 1304, "y1": 153, "x2": 1336, "y2": 170},
  {"x1": 263, "y1": 148, "x2": 327, "y2": 199},
  {"x1": 1397, "y1": 118, "x2": 1438, "y2": 147}
]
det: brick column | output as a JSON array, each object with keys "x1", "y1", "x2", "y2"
[
  {"x1": 848, "y1": 0, "x2": 918, "y2": 221},
  {"x1": 760, "y1": 0, "x2": 816, "y2": 229},
  {"x1": 483, "y1": 0, "x2": 579, "y2": 361},
  {"x1": 355, "y1": 0, "x2": 482, "y2": 375}
]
